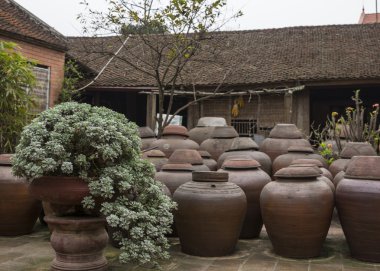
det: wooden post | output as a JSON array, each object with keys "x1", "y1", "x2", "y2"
[{"x1": 146, "y1": 94, "x2": 156, "y2": 129}]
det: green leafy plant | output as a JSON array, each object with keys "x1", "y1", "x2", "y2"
[
  {"x1": 0, "y1": 41, "x2": 36, "y2": 153},
  {"x1": 11, "y1": 102, "x2": 175, "y2": 266},
  {"x1": 57, "y1": 59, "x2": 84, "y2": 103}
]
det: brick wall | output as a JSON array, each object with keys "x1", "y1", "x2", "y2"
[{"x1": 0, "y1": 36, "x2": 65, "y2": 107}]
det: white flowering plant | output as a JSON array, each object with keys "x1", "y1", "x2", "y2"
[{"x1": 12, "y1": 102, "x2": 175, "y2": 266}]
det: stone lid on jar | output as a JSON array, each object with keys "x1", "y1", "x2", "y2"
[
  {"x1": 291, "y1": 158, "x2": 324, "y2": 168},
  {"x1": 287, "y1": 146, "x2": 314, "y2": 153},
  {"x1": 138, "y1": 126, "x2": 155, "y2": 138},
  {"x1": 162, "y1": 125, "x2": 189, "y2": 137},
  {"x1": 192, "y1": 171, "x2": 228, "y2": 182},
  {"x1": 0, "y1": 154, "x2": 12, "y2": 165},
  {"x1": 269, "y1": 123, "x2": 303, "y2": 139},
  {"x1": 161, "y1": 163, "x2": 194, "y2": 172},
  {"x1": 340, "y1": 142, "x2": 376, "y2": 159},
  {"x1": 211, "y1": 126, "x2": 239, "y2": 139},
  {"x1": 226, "y1": 137, "x2": 259, "y2": 151},
  {"x1": 198, "y1": 150, "x2": 212, "y2": 158},
  {"x1": 143, "y1": 150, "x2": 166, "y2": 158},
  {"x1": 169, "y1": 149, "x2": 203, "y2": 165},
  {"x1": 274, "y1": 166, "x2": 320, "y2": 179},
  {"x1": 289, "y1": 164, "x2": 323, "y2": 174},
  {"x1": 344, "y1": 156, "x2": 380, "y2": 180},
  {"x1": 197, "y1": 117, "x2": 227, "y2": 127},
  {"x1": 222, "y1": 158, "x2": 261, "y2": 170}
]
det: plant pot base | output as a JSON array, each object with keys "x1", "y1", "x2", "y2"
[{"x1": 45, "y1": 216, "x2": 108, "y2": 271}]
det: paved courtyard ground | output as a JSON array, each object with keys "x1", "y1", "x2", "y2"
[{"x1": 0, "y1": 219, "x2": 379, "y2": 271}]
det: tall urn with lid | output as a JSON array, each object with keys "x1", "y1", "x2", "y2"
[
  {"x1": 174, "y1": 172, "x2": 246, "y2": 256},
  {"x1": 260, "y1": 166, "x2": 334, "y2": 258}
]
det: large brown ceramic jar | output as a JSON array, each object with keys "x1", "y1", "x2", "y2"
[
  {"x1": 200, "y1": 126, "x2": 239, "y2": 161},
  {"x1": 218, "y1": 159, "x2": 271, "y2": 238},
  {"x1": 260, "y1": 123, "x2": 311, "y2": 161},
  {"x1": 291, "y1": 158, "x2": 333, "y2": 180},
  {"x1": 138, "y1": 126, "x2": 156, "y2": 150},
  {"x1": 188, "y1": 117, "x2": 227, "y2": 145},
  {"x1": 217, "y1": 137, "x2": 272, "y2": 175},
  {"x1": 0, "y1": 154, "x2": 42, "y2": 236},
  {"x1": 329, "y1": 142, "x2": 376, "y2": 178},
  {"x1": 155, "y1": 163, "x2": 194, "y2": 194},
  {"x1": 149, "y1": 125, "x2": 199, "y2": 157},
  {"x1": 261, "y1": 166, "x2": 334, "y2": 258},
  {"x1": 272, "y1": 146, "x2": 326, "y2": 174},
  {"x1": 199, "y1": 150, "x2": 217, "y2": 171},
  {"x1": 174, "y1": 171, "x2": 246, "y2": 257},
  {"x1": 169, "y1": 149, "x2": 209, "y2": 171},
  {"x1": 336, "y1": 156, "x2": 380, "y2": 262},
  {"x1": 142, "y1": 149, "x2": 168, "y2": 171}
]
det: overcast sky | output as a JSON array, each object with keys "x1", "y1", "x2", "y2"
[{"x1": 13, "y1": 0, "x2": 378, "y2": 36}]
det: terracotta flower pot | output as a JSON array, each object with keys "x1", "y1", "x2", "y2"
[
  {"x1": 188, "y1": 117, "x2": 227, "y2": 145},
  {"x1": 174, "y1": 171, "x2": 246, "y2": 257},
  {"x1": 168, "y1": 149, "x2": 209, "y2": 172},
  {"x1": 142, "y1": 149, "x2": 168, "y2": 171},
  {"x1": 261, "y1": 166, "x2": 334, "y2": 258},
  {"x1": 218, "y1": 159, "x2": 271, "y2": 238},
  {"x1": 336, "y1": 156, "x2": 380, "y2": 262},
  {"x1": 0, "y1": 154, "x2": 42, "y2": 236}
]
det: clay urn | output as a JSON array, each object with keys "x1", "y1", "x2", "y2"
[
  {"x1": 168, "y1": 149, "x2": 209, "y2": 172},
  {"x1": 291, "y1": 158, "x2": 333, "y2": 180},
  {"x1": 188, "y1": 117, "x2": 227, "y2": 145},
  {"x1": 149, "y1": 125, "x2": 199, "y2": 157},
  {"x1": 218, "y1": 159, "x2": 271, "y2": 238},
  {"x1": 142, "y1": 149, "x2": 168, "y2": 171},
  {"x1": 155, "y1": 163, "x2": 194, "y2": 195},
  {"x1": 336, "y1": 156, "x2": 380, "y2": 262},
  {"x1": 198, "y1": 150, "x2": 217, "y2": 171},
  {"x1": 260, "y1": 166, "x2": 334, "y2": 258},
  {"x1": 0, "y1": 154, "x2": 42, "y2": 236},
  {"x1": 200, "y1": 126, "x2": 239, "y2": 161},
  {"x1": 138, "y1": 126, "x2": 156, "y2": 150},
  {"x1": 332, "y1": 169, "x2": 346, "y2": 188},
  {"x1": 272, "y1": 146, "x2": 327, "y2": 174},
  {"x1": 174, "y1": 171, "x2": 246, "y2": 257},
  {"x1": 217, "y1": 137, "x2": 272, "y2": 175},
  {"x1": 329, "y1": 142, "x2": 376, "y2": 178},
  {"x1": 260, "y1": 123, "x2": 312, "y2": 161}
]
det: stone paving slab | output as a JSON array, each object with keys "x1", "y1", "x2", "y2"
[{"x1": 0, "y1": 220, "x2": 380, "y2": 271}]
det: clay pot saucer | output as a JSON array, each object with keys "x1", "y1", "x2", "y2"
[
  {"x1": 275, "y1": 166, "x2": 320, "y2": 179},
  {"x1": 192, "y1": 171, "x2": 228, "y2": 182},
  {"x1": 143, "y1": 150, "x2": 166, "y2": 158},
  {"x1": 161, "y1": 163, "x2": 194, "y2": 172},
  {"x1": 222, "y1": 159, "x2": 261, "y2": 170},
  {"x1": 162, "y1": 125, "x2": 189, "y2": 137},
  {"x1": 287, "y1": 146, "x2": 314, "y2": 153},
  {"x1": 291, "y1": 158, "x2": 323, "y2": 167}
]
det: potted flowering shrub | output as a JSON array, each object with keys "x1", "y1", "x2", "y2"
[{"x1": 12, "y1": 102, "x2": 175, "y2": 268}]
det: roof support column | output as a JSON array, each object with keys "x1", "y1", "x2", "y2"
[{"x1": 146, "y1": 93, "x2": 156, "y2": 130}]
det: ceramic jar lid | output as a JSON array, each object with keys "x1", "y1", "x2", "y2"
[
  {"x1": 197, "y1": 117, "x2": 227, "y2": 127},
  {"x1": 192, "y1": 171, "x2": 228, "y2": 182},
  {"x1": 269, "y1": 124, "x2": 303, "y2": 139},
  {"x1": 227, "y1": 137, "x2": 259, "y2": 151},
  {"x1": 222, "y1": 159, "x2": 261, "y2": 170},
  {"x1": 291, "y1": 158, "x2": 324, "y2": 168},
  {"x1": 169, "y1": 149, "x2": 203, "y2": 165},
  {"x1": 161, "y1": 163, "x2": 194, "y2": 171},
  {"x1": 0, "y1": 154, "x2": 12, "y2": 165},
  {"x1": 289, "y1": 164, "x2": 323, "y2": 175},
  {"x1": 162, "y1": 125, "x2": 189, "y2": 137},
  {"x1": 344, "y1": 156, "x2": 380, "y2": 180},
  {"x1": 287, "y1": 146, "x2": 314, "y2": 153},
  {"x1": 274, "y1": 166, "x2": 320, "y2": 179},
  {"x1": 198, "y1": 150, "x2": 212, "y2": 158},
  {"x1": 340, "y1": 142, "x2": 376, "y2": 159},
  {"x1": 143, "y1": 150, "x2": 166, "y2": 158},
  {"x1": 138, "y1": 126, "x2": 155, "y2": 138},
  {"x1": 211, "y1": 126, "x2": 239, "y2": 139}
]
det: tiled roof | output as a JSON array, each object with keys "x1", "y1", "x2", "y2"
[
  {"x1": 67, "y1": 24, "x2": 380, "y2": 88},
  {"x1": 0, "y1": 0, "x2": 67, "y2": 51}
]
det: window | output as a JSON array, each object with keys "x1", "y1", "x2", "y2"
[
  {"x1": 31, "y1": 66, "x2": 50, "y2": 113},
  {"x1": 231, "y1": 119, "x2": 257, "y2": 137}
]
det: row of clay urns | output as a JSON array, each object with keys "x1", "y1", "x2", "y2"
[
  {"x1": 218, "y1": 159, "x2": 271, "y2": 238},
  {"x1": 272, "y1": 146, "x2": 327, "y2": 174},
  {"x1": 260, "y1": 124, "x2": 311, "y2": 161},
  {"x1": 200, "y1": 126, "x2": 239, "y2": 161},
  {"x1": 261, "y1": 166, "x2": 334, "y2": 258},
  {"x1": 336, "y1": 156, "x2": 380, "y2": 262},
  {"x1": 217, "y1": 137, "x2": 272, "y2": 175},
  {"x1": 150, "y1": 125, "x2": 199, "y2": 157},
  {"x1": 168, "y1": 149, "x2": 209, "y2": 171},
  {"x1": 329, "y1": 142, "x2": 376, "y2": 178},
  {"x1": 138, "y1": 126, "x2": 156, "y2": 150},
  {"x1": 188, "y1": 117, "x2": 227, "y2": 145}
]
